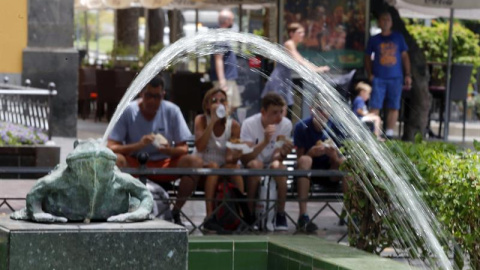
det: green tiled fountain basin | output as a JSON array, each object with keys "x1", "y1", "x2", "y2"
[{"x1": 189, "y1": 235, "x2": 408, "y2": 270}]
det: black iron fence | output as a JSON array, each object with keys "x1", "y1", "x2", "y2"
[
  {"x1": 0, "y1": 78, "x2": 57, "y2": 140},
  {"x1": 0, "y1": 166, "x2": 346, "y2": 239}
]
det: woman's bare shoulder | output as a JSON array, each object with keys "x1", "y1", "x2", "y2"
[{"x1": 284, "y1": 39, "x2": 295, "y2": 48}]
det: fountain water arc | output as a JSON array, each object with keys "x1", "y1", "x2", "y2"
[{"x1": 102, "y1": 30, "x2": 461, "y2": 270}]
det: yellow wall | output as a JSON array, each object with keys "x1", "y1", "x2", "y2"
[{"x1": 0, "y1": 0, "x2": 27, "y2": 73}]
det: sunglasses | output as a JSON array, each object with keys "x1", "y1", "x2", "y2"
[
  {"x1": 211, "y1": 97, "x2": 227, "y2": 103},
  {"x1": 144, "y1": 93, "x2": 162, "y2": 99}
]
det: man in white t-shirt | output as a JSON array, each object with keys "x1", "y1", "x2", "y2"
[
  {"x1": 240, "y1": 93, "x2": 293, "y2": 231},
  {"x1": 107, "y1": 76, "x2": 203, "y2": 227}
]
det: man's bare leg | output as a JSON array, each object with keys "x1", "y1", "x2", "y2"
[
  {"x1": 387, "y1": 109, "x2": 399, "y2": 131},
  {"x1": 296, "y1": 156, "x2": 312, "y2": 215},
  {"x1": 270, "y1": 160, "x2": 287, "y2": 213},
  {"x1": 246, "y1": 159, "x2": 263, "y2": 213},
  {"x1": 173, "y1": 155, "x2": 203, "y2": 211}
]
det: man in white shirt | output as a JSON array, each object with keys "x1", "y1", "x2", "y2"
[{"x1": 240, "y1": 93, "x2": 293, "y2": 231}]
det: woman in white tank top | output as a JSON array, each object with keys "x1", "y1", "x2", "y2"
[{"x1": 194, "y1": 88, "x2": 244, "y2": 224}]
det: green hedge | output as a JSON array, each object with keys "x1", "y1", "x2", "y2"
[
  {"x1": 407, "y1": 21, "x2": 480, "y2": 87},
  {"x1": 343, "y1": 137, "x2": 480, "y2": 268}
]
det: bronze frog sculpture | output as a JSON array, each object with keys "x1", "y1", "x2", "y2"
[{"x1": 11, "y1": 139, "x2": 153, "y2": 223}]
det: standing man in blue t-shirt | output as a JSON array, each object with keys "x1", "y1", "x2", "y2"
[
  {"x1": 365, "y1": 11, "x2": 411, "y2": 139},
  {"x1": 210, "y1": 9, "x2": 241, "y2": 116}
]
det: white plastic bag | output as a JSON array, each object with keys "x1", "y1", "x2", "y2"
[
  {"x1": 255, "y1": 176, "x2": 277, "y2": 231},
  {"x1": 146, "y1": 180, "x2": 172, "y2": 221}
]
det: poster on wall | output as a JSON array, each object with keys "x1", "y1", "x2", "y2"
[{"x1": 284, "y1": 0, "x2": 366, "y2": 69}]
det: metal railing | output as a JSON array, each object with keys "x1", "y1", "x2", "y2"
[
  {"x1": 0, "y1": 77, "x2": 57, "y2": 140},
  {"x1": 0, "y1": 166, "x2": 346, "y2": 239}
]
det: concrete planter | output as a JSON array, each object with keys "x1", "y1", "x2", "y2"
[{"x1": 0, "y1": 146, "x2": 60, "y2": 179}]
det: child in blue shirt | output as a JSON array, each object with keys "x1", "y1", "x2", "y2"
[{"x1": 352, "y1": 82, "x2": 382, "y2": 139}]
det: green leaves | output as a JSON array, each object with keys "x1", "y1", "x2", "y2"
[
  {"x1": 474, "y1": 140, "x2": 480, "y2": 151},
  {"x1": 407, "y1": 21, "x2": 480, "y2": 85},
  {"x1": 414, "y1": 133, "x2": 423, "y2": 144},
  {"x1": 344, "y1": 139, "x2": 480, "y2": 267}
]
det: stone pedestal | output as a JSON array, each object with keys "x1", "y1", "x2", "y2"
[
  {"x1": 0, "y1": 217, "x2": 188, "y2": 270},
  {"x1": 22, "y1": 0, "x2": 78, "y2": 137},
  {"x1": 22, "y1": 48, "x2": 79, "y2": 137}
]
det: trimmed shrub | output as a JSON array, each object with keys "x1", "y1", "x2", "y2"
[{"x1": 343, "y1": 137, "x2": 480, "y2": 268}]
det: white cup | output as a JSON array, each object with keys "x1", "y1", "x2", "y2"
[{"x1": 216, "y1": 104, "x2": 226, "y2": 119}]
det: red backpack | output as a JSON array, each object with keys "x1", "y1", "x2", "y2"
[{"x1": 214, "y1": 182, "x2": 250, "y2": 231}]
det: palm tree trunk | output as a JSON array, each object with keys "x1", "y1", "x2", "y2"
[
  {"x1": 146, "y1": 8, "x2": 165, "y2": 51},
  {"x1": 115, "y1": 8, "x2": 140, "y2": 55},
  {"x1": 167, "y1": 9, "x2": 185, "y2": 43}
]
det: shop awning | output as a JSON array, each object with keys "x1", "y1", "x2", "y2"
[
  {"x1": 396, "y1": 0, "x2": 480, "y2": 20},
  {"x1": 75, "y1": 0, "x2": 275, "y2": 10}
]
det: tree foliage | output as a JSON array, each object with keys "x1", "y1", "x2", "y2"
[
  {"x1": 407, "y1": 21, "x2": 480, "y2": 84},
  {"x1": 407, "y1": 21, "x2": 480, "y2": 65},
  {"x1": 343, "y1": 138, "x2": 480, "y2": 269}
]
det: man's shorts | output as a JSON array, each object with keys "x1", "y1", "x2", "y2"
[
  {"x1": 309, "y1": 159, "x2": 340, "y2": 188},
  {"x1": 370, "y1": 77, "x2": 403, "y2": 110},
  {"x1": 312, "y1": 159, "x2": 331, "y2": 171},
  {"x1": 126, "y1": 155, "x2": 181, "y2": 182},
  {"x1": 213, "y1": 80, "x2": 242, "y2": 110}
]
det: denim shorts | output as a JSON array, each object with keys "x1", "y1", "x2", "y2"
[{"x1": 370, "y1": 77, "x2": 403, "y2": 110}]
